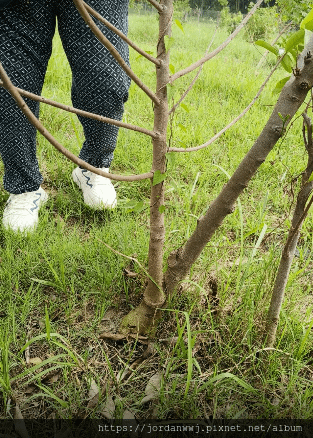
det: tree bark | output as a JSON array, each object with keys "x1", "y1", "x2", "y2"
[{"x1": 120, "y1": 0, "x2": 172, "y2": 334}]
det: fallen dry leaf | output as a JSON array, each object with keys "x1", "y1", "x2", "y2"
[
  {"x1": 24, "y1": 385, "x2": 36, "y2": 395},
  {"x1": 42, "y1": 371, "x2": 60, "y2": 385},
  {"x1": 14, "y1": 404, "x2": 29, "y2": 438},
  {"x1": 29, "y1": 357, "x2": 42, "y2": 365},
  {"x1": 123, "y1": 268, "x2": 138, "y2": 278},
  {"x1": 123, "y1": 410, "x2": 138, "y2": 438},
  {"x1": 86, "y1": 379, "x2": 99, "y2": 410},
  {"x1": 123, "y1": 409, "x2": 136, "y2": 420},
  {"x1": 102, "y1": 395, "x2": 115, "y2": 419},
  {"x1": 88, "y1": 379, "x2": 99, "y2": 400},
  {"x1": 141, "y1": 373, "x2": 162, "y2": 405},
  {"x1": 24, "y1": 344, "x2": 30, "y2": 364},
  {"x1": 87, "y1": 394, "x2": 99, "y2": 410}
]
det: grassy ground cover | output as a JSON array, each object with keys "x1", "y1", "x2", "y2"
[{"x1": 0, "y1": 13, "x2": 312, "y2": 420}]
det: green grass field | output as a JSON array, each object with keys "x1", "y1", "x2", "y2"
[{"x1": 0, "y1": 12, "x2": 312, "y2": 420}]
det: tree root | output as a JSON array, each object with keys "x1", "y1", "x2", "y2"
[{"x1": 119, "y1": 300, "x2": 162, "y2": 335}]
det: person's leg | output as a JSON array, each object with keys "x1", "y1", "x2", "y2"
[
  {"x1": 57, "y1": 0, "x2": 131, "y2": 170},
  {"x1": 0, "y1": 0, "x2": 57, "y2": 231},
  {"x1": 0, "y1": 0, "x2": 56, "y2": 194}
]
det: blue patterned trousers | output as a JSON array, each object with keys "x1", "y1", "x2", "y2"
[{"x1": 0, "y1": 0, "x2": 130, "y2": 194}]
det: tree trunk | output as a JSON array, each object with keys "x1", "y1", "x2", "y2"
[{"x1": 120, "y1": 0, "x2": 172, "y2": 334}]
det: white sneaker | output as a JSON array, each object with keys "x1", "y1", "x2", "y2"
[
  {"x1": 2, "y1": 186, "x2": 48, "y2": 232},
  {"x1": 72, "y1": 167, "x2": 117, "y2": 209}
]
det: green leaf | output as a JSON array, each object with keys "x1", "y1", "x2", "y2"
[
  {"x1": 153, "y1": 170, "x2": 166, "y2": 186},
  {"x1": 133, "y1": 201, "x2": 145, "y2": 213},
  {"x1": 272, "y1": 76, "x2": 290, "y2": 95},
  {"x1": 199, "y1": 372, "x2": 256, "y2": 393},
  {"x1": 158, "y1": 205, "x2": 166, "y2": 214},
  {"x1": 301, "y1": 8, "x2": 313, "y2": 30},
  {"x1": 178, "y1": 123, "x2": 187, "y2": 132},
  {"x1": 123, "y1": 200, "x2": 137, "y2": 210},
  {"x1": 123, "y1": 200, "x2": 146, "y2": 213},
  {"x1": 289, "y1": 48, "x2": 298, "y2": 62},
  {"x1": 308, "y1": 173, "x2": 313, "y2": 182},
  {"x1": 31, "y1": 278, "x2": 59, "y2": 288},
  {"x1": 174, "y1": 19, "x2": 184, "y2": 33},
  {"x1": 305, "y1": 30, "x2": 313, "y2": 46},
  {"x1": 166, "y1": 152, "x2": 176, "y2": 167},
  {"x1": 284, "y1": 29, "x2": 305, "y2": 53},
  {"x1": 169, "y1": 64, "x2": 175, "y2": 74},
  {"x1": 255, "y1": 40, "x2": 278, "y2": 56},
  {"x1": 180, "y1": 103, "x2": 190, "y2": 112},
  {"x1": 304, "y1": 20, "x2": 313, "y2": 31},
  {"x1": 281, "y1": 53, "x2": 293, "y2": 73},
  {"x1": 278, "y1": 112, "x2": 290, "y2": 123},
  {"x1": 164, "y1": 35, "x2": 175, "y2": 53}
]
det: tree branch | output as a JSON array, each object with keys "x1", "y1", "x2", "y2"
[
  {"x1": 169, "y1": 55, "x2": 282, "y2": 152},
  {"x1": 83, "y1": 1, "x2": 161, "y2": 67},
  {"x1": 72, "y1": 0, "x2": 160, "y2": 105},
  {"x1": 146, "y1": 0, "x2": 164, "y2": 13},
  {"x1": 168, "y1": 21, "x2": 219, "y2": 115},
  {"x1": 0, "y1": 62, "x2": 153, "y2": 182},
  {"x1": 169, "y1": 0, "x2": 264, "y2": 84},
  {"x1": 0, "y1": 80, "x2": 157, "y2": 138}
]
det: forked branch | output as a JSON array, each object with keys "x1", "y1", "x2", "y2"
[
  {"x1": 0, "y1": 80, "x2": 157, "y2": 138},
  {"x1": 0, "y1": 62, "x2": 153, "y2": 182},
  {"x1": 72, "y1": 0, "x2": 159, "y2": 105},
  {"x1": 146, "y1": 0, "x2": 164, "y2": 13},
  {"x1": 169, "y1": 0, "x2": 264, "y2": 84},
  {"x1": 83, "y1": 1, "x2": 161, "y2": 66}
]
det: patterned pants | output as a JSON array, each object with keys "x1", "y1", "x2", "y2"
[{"x1": 0, "y1": 0, "x2": 130, "y2": 194}]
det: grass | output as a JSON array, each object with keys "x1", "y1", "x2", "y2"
[{"x1": 0, "y1": 12, "x2": 313, "y2": 421}]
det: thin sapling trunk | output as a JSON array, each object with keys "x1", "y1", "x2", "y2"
[
  {"x1": 120, "y1": 0, "x2": 172, "y2": 334},
  {"x1": 265, "y1": 111, "x2": 313, "y2": 347}
]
